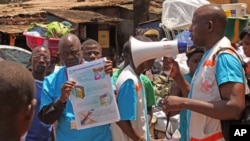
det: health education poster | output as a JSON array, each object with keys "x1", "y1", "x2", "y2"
[{"x1": 67, "y1": 57, "x2": 120, "y2": 130}]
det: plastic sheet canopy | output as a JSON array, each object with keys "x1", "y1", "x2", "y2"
[{"x1": 161, "y1": 0, "x2": 210, "y2": 30}]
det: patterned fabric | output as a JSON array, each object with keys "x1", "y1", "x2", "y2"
[{"x1": 152, "y1": 74, "x2": 173, "y2": 99}]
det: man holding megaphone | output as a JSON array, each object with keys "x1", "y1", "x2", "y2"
[{"x1": 161, "y1": 4, "x2": 246, "y2": 141}]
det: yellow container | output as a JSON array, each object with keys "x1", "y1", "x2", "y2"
[
  {"x1": 221, "y1": 3, "x2": 247, "y2": 17},
  {"x1": 224, "y1": 10, "x2": 232, "y2": 17}
]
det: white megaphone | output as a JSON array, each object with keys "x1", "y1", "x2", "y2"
[{"x1": 130, "y1": 36, "x2": 188, "y2": 68}]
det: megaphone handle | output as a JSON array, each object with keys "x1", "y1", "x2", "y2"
[
  {"x1": 164, "y1": 70, "x2": 171, "y2": 76},
  {"x1": 163, "y1": 64, "x2": 173, "y2": 76}
]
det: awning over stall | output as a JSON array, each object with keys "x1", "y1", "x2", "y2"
[{"x1": 0, "y1": 25, "x2": 28, "y2": 34}]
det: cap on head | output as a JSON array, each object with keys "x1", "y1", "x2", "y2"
[
  {"x1": 186, "y1": 46, "x2": 205, "y2": 60},
  {"x1": 143, "y1": 29, "x2": 160, "y2": 38}
]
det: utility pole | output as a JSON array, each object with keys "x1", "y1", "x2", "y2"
[{"x1": 133, "y1": 0, "x2": 150, "y2": 35}]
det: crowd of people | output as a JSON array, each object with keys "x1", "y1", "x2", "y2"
[{"x1": 1, "y1": 3, "x2": 250, "y2": 141}]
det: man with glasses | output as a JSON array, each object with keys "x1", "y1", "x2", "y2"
[
  {"x1": 38, "y1": 34, "x2": 113, "y2": 141},
  {"x1": 25, "y1": 46, "x2": 54, "y2": 141}
]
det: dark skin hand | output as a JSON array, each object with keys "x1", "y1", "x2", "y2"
[
  {"x1": 163, "y1": 57, "x2": 190, "y2": 97},
  {"x1": 59, "y1": 60, "x2": 113, "y2": 103},
  {"x1": 60, "y1": 81, "x2": 76, "y2": 103},
  {"x1": 104, "y1": 59, "x2": 113, "y2": 76},
  {"x1": 162, "y1": 57, "x2": 245, "y2": 120}
]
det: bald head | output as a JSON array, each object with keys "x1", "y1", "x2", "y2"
[
  {"x1": 195, "y1": 4, "x2": 227, "y2": 35},
  {"x1": 59, "y1": 33, "x2": 81, "y2": 52},
  {"x1": 58, "y1": 33, "x2": 82, "y2": 67},
  {"x1": 189, "y1": 4, "x2": 228, "y2": 48}
]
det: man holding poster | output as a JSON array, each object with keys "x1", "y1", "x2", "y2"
[
  {"x1": 67, "y1": 57, "x2": 120, "y2": 130},
  {"x1": 38, "y1": 34, "x2": 114, "y2": 141}
]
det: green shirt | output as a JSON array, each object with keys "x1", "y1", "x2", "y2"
[{"x1": 112, "y1": 69, "x2": 156, "y2": 107}]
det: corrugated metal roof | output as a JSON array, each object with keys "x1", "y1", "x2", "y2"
[
  {"x1": 0, "y1": 0, "x2": 163, "y2": 33},
  {"x1": 46, "y1": 9, "x2": 121, "y2": 23},
  {"x1": 0, "y1": 0, "x2": 163, "y2": 18},
  {"x1": 0, "y1": 25, "x2": 28, "y2": 34},
  {"x1": 71, "y1": 0, "x2": 163, "y2": 14}
]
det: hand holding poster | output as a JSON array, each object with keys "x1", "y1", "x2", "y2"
[{"x1": 67, "y1": 57, "x2": 120, "y2": 130}]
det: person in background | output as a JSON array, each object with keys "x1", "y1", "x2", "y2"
[
  {"x1": 143, "y1": 29, "x2": 160, "y2": 42},
  {"x1": 112, "y1": 41, "x2": 156, "y2": 138},
  {"x1": 162, "y1": 4, "x2": 246, "y2": 141},
  {"x1": 81, "y1": 38, "x2": 115, "y2": 92},
  {"x1": 239, "y1": 26, "x2": 250, "y2": 76},
  {"x1": 0, "y1": 60, "x2": 37, "y2": 141},
  {"x1": 240, "y1": 26, "x2": 250, "y2": 57},
  {"x1": 143, "y1": 29, "x2": 161, "y2": 79},
  {"x1": 81, "y1": 39, "x2": 102, "y2": 61},
  {"x1": 143, "y1": 29, "x2": 166, "y2": 136},
  {"x1": 26, "y1": 46, "x2": 53, "y2": 141},
  {"x1": 111, "y1": 36, "x2": 159, "y2": 141},
  {"x1": 169, "y1": 46, "x2": 204, "y2": 141},
  {"x1": 38, "y1": 33, "x2": 113, "y2": 141}
]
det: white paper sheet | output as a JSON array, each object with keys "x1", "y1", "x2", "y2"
[{"x1": 67, "y1": 57, "x2": 120, "y2": 130}]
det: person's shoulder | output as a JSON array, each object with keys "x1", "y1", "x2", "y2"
[
  {"x1": 44, "y1": 66, "x2": 65, "y2": 82},
  {"x1": 216, "y1": 52, "x2": 243, "y2": 74},
  {"x1": 217, "y1": 52, "x2": 241, "y2": 64}
]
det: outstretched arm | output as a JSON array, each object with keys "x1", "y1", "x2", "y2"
[
  {"x1": 39, "y1": 80, "x2": 76, "y2": 124},
  {"x1": 162, "y1": 82, "x2": 245, "y2": 120}
]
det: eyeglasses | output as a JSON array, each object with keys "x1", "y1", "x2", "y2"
[
  {"x1": 32, "y1": 55, "x2": 50, "y2": 62},
  {"x1": 84, "y1": 51, "x2": 100, "y2": 56}
]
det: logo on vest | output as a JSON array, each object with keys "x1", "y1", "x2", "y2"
[{"x1": 201, "y1": 78, "x2": 213, "y2": 93}]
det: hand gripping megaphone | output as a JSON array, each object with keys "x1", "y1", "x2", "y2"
[{"x1": 130, "y1": 36, "x2": 188, "y2": 68}]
